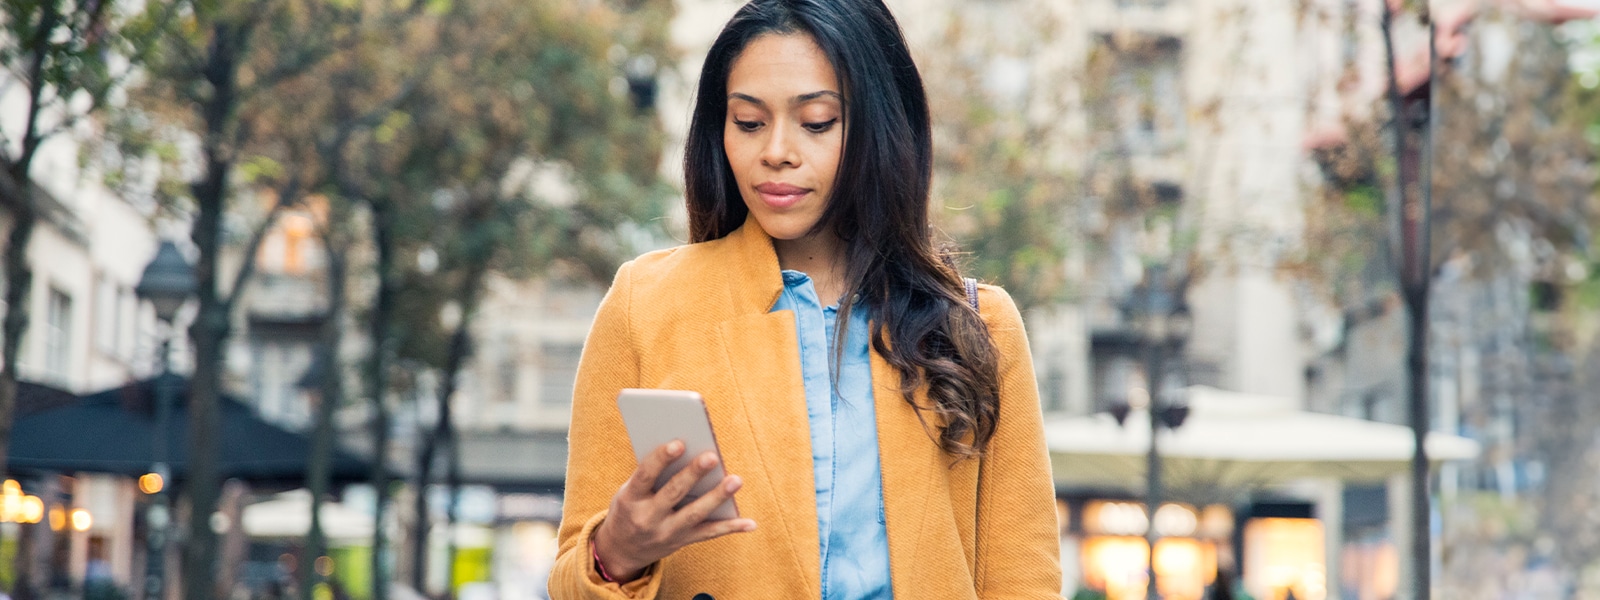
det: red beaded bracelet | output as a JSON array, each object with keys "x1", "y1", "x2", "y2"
[{"x1": 590, "y1": 538, "x2": 619, "y2": 583}]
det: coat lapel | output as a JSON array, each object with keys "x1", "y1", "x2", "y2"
[
  {"x1": 871, "y1": 350, "x2": 945, "y2": 594},
  {"x1": 711, "y1": 219, "x2": 821, "y2": 596}
]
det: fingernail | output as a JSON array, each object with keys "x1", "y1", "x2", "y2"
[
  {"x1": 743, "y1": 520, "x2": 758, "y2": 532},
  {"x1": 667, "y1": 441, "x2": 684, "y2": 455},
  {"x1": 725, "y1": 475, "x2": 743, "y2": 493},
  {"x1": 700, "y1": 454, "x2": 718, "y2": 468}
]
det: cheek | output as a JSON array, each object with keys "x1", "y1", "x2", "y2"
[
  {"x1": 812, "y1": 136, "x2": 844, "y2": 188},
  {"x1": 723, "y1": 132, "x2": 753, "y2": 181}
]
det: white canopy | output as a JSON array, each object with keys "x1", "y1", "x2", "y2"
[
  {"x1": 1045, "y1": 386, "x2": 1480, "y2": 490},
  {"x1": 241, "y1": 489, "x2": 375, "y2": 541}
]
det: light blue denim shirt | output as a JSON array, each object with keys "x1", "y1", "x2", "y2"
[{"x1": 772, "y1": 270, "x2": 893, "y2": 600}]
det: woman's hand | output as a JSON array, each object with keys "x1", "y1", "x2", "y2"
[{"x1": 591, "y1": 440, "x2": 758, "y2": 583}]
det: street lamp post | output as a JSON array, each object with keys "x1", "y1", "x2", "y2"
[
  {"x1": 135, "y1": 240, "x2": 196, "y2": 600},
  {"x1": 1113, "y1": 264, "x2": 1191, "y2": 599}
]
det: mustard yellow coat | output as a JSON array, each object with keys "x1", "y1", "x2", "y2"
[{"x1": 550, "y1": 219, "x2": 1062, "y2": 599}]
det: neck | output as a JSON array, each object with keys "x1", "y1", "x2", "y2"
[{"x1": 774, "y1": 232, "x2": 847, "y2": 306}]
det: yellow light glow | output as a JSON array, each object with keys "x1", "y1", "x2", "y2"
[
  {"x1": 1079, "y1": 535, "x2": 1217, "y2": 600},
  {"x1": 1153, "y1": 538, "x2": 1214, "y2": 600},
  {"x1": 1243, "y1": 518, "x2": 1327, "y2": 600},
  {"x1": 1082, "y1": 536, "x2": 1149, "y2": 600},
  {"x1": 70, "y1": 509, "x2": 92, "y2": 532},
  {"x1": 0, "y1": 479, "x2": 21, "y2": 522},
  {"x1": 139, "y1": 473, "x2": 165, "y2": 495},
  {"x1": 18, "y1": 496, "x2": 43, "y2": 524},
  {"x1": 48, "y1": 506, "x2": 66, "y2": 531}
]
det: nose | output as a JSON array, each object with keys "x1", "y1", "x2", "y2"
[{"x1": 759, "y1": 124, "x2": 799, "y2": 169}]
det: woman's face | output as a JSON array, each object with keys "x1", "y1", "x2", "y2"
[{"x1": 723, "y1": 33, "x2": 844, "y2": 243}]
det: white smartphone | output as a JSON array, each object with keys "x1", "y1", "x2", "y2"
[{"x1": 614, "y1": 388, "x2": 739, "y2": 521}]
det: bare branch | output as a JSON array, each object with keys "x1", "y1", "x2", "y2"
[
  {"x1": 222, "y1": 174, "x2": 303, "y2": 313},
  {"x1": 18, "y1": 3, "x2": 61, "y2": 176}
]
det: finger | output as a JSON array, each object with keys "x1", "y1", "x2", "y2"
[
  {"x1": 665, "y1": 474, "x2": 742, "y2": 531},
  {"x1": 626, "y1": 440, "x2": 686, "y2": 500},
  {"x1": 680, "y1": 517, "x2": 758, "y2": 546},
  {"x1": 654, "y1": 451, "x2": 718, "y2": 507}
]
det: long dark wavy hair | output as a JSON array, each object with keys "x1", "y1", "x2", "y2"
[{"x1": 684, "y1": 0, "x2": 1001, "y2": 459}]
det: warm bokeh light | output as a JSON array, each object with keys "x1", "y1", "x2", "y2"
[
  {"x1": 1, "y1": 479, "x2": 21, "y2": 521},
  {"x1": 139, "y1": 473, "x2": 165, "y2": 495},
  {"x1": 70, "y1": 509, "x2": 92, "y2": 532},
  {"x1": 1153, "y1": 538, "x2": 1216, "y2": 600},
  {"x1": 1079, "y1": 533, "x2": 1217, "y2": 600},
  {"x1": 1153, "y1": 503, "x2": 1199, "y2": 537},
  {"x1": 48, "y1": 506, "x2": 66, "y2": 531},
  {"x1": 1082, "y1": 536, "x2": 1149, "y2": 600},
  {"x1": 315, "y1": 555, "x2": 335, "y2": 577},
  {"x1": 1244, "y1": 518, "x2": 1327, "y2": 600},
  {"x1": 17, "y1": 495, "x2": 43, "y2": 524}
]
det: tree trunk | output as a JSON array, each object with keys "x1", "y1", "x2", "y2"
[
  {"x1": 0, "y1": 4, "x2": 53, "y2": 582},
  {"x1": 417, "y1": 253, "x2": 484, "y2": 598},
  {"x1": 302, "y1": 233, "x2": 348, "y2": 599},
  {"x1": 0, "y1": 204, "x2": 32, "y2": 488},
  {"x1": 444, "y1": 428, "x2": 461, "y2": 600},
  {"x1": 1382, "y1": 7, "x2": 1434, "y2": 600},
  {"x1": 368, "y1": 198, "x2": 397, "y2": 600},
  {"x1": 184, "y1": 20, "x2": 247, "y2": 600},
  {"x1": 410, "y1": 426, "x2": 436, "y2": 593}
]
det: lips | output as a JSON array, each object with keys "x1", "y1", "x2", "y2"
[{"x1": 754, "y1": 182, "x2": 811, "y2": 209}]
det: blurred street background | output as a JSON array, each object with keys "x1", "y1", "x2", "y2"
[{"x1": 3, "y1": 0, "x2": 1600, "y2": 598}]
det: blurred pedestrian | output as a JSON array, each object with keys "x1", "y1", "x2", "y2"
[{"x1": 549, "y1": 0, "x2": 1060, "y2": 598}]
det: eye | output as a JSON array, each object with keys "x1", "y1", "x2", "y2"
[
  {"x1": 732, "y1": 118, "x2": 762, "y2": 132},
  {"x1": 802, "y1": 119, "x2": 838, "y2": 134}
]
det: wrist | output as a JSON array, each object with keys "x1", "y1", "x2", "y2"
[{"x1": 592, "y1": 521, "x2": 647, "y2": 583}]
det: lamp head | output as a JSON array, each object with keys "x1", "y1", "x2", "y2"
[{"x1": 135, "y1": 241, "x2": 196, "y2": 324}]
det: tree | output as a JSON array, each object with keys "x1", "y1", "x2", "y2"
[
  {"x1": 236, "y1": 1, "x2": 672, "y2": 596},
  {"x1": 0, "y1": 0, "x2": 120, "y2": 535},
  {"x1": 111, "y1": 1, "x2": 369, "y2": 597},
  {"x1": 0, "y1": 2, "x2": 166, "y2": 596},
  {"x1": 1303, "y1": 1, "x2": 1600, "y2": 595},
  {"x1": 375, "y1": 1, "x2": 673, "y2": 592},
  {"x1": 917, "y1": 7, "x2": 1078, "y2": 311}
]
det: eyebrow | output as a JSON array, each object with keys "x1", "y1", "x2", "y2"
[{"x1": 727, "y1": 90, "x2": 843, "y2": 107}]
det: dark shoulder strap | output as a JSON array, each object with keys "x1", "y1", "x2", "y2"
[{"x1": 964, "y1": 274, "x2": 987, "y2": 584}]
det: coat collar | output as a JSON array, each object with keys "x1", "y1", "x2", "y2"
[{"x1": 721, "y1": 214, "x2": 787, "y2": 316}]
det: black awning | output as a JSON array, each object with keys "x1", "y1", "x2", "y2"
[{"x1": 9, "y1": 375, "x2": 371, "y2": 487}]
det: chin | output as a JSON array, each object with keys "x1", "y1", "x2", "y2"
[
  {"x1": 755, "y1": 219, "x2": 816, "y2": 241},
  {"x1": 748, "y1": 211, "x2": 821, "y2": 242}
]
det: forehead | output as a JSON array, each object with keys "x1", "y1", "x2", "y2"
[{"x1": 727, "y1": 33, "x2": 841, "y2": 99}]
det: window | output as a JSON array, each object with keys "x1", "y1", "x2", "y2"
[
  {"x1": 119, "y1": 286, "x2": 137, "y2": 360},
  {"x1": 1092, "y1": 36, "x2": 1185, "y2": 155},
  {"x1": 498, "y1": 339, "x2": 521, "y2": 404},
  {"x1": 1040, "y1": 364, "x2": 1067, "y2": 413},
  {"x1": 258, "y1": 212, "x2": 320, "y2": 276},
  {"x1": 95, "y1": 279, "x2": 120, "y2": 357},
  {"x1": 45, "y1": 288, "x2": 73, "y2": 383},
  {"x1": 537, "y1": 342, "x2": 584, "y2": 408}
]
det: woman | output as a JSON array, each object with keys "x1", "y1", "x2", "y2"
[{"x1": 550, "y1": 0, "x2": 1061, "y2": 598}]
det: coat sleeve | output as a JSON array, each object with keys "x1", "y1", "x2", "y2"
[
  {"x1": 975, "y1": 285, "x2": 1064, "y2": 598},
  {"x1": 549, "y1": 261, "x2": 666, "y2": 600}
]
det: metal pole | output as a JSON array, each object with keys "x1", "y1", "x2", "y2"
[
  {"x1": 1145, "y1": 324, "x2": 1164, "y2": 600},
  {"x1": 147, "y1": 334, "x2": 173, "y2": 600},
  {"x1": 1404, "y1": 20, "x2": 1437, "y2": 600}
]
